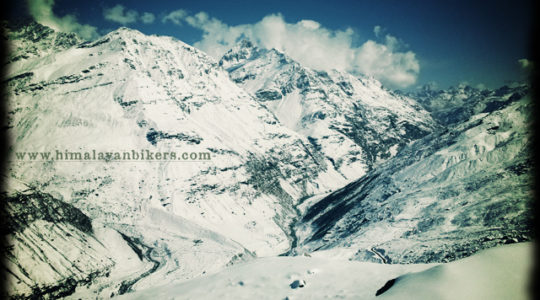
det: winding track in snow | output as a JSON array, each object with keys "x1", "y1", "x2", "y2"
[{"x1": 369, "y1": 247, "x2": 388, "y2": 264}]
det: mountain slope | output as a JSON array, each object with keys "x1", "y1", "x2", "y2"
[
  {"x1": 3, "y1": 23, "x2": 357, "y2": 297},
  {"x1": 294, "y1": 89, "x2": 532, "y2": 263},
  {"x1": 409, "y1": 83, "x2": 530, "y2": 125},
  {"x1": 4, "y1": 20, "x2": 82, "y2": 64},
  {"x1": 220, "y1": 40, "x2": 437, "y2": 180},
  {"x1": 2, "y1": 188, "x2": 115, "y2": 299}
]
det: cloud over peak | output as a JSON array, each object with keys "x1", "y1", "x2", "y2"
[
  {"x1": 163, "y1": 12, "x2": 420, "y2": 87},
  {"x1": 103, "y1": 4, "x2": 156, "y2": 25},
  {"x1": 162, "y1": 9, "x2": 188, "y2": 25},
  {"x1": 103, "y1": 4, "x2": 138, "y2": 25},
  {"x1": 141, "y1": 12, "x2": 156, "y2": 24},
  {"x1": 26, "y1": 2, "x2": 421, "y2": 87}
]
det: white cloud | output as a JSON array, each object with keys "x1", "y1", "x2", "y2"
[
  {"x1": 518, "y1": 58, "x2": 534, "y2": 72},
  {"x1": 141, "y1": 12, "x2": 155, "y2": 24},
  {"x1": 27, "y1": 0, "x2": 99, "y2": 40},
  {"x1": 355, "y1": 40, "x2": 419, "y2": 87},
  {"x1": 518, "y1": 58, "x2": 531, "y2": 68},
  {"x1": 103, "y1": 4, "x2": 156, "y2": 25},
  {"x1": 162, "y1": 9, "x2": 188, "y2": 25},
  {"x1": 163, "y1": 12, "x2": 420, "y2": 88},
  {"x1": 373, "y1": 25, "x2": 383, "y2": 38},
  {"x1": 103, "y1": 4, "x2": 138, "y2": 25},
  {"x1": 298, "y1": 20, "x2": 321, "y2": 30}
]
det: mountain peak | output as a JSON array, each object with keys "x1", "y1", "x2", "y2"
[
  {"x1": 238, "y1": 39, "x2": 255, "y2": 49},
  {"x1": 219, "y1": 39, "x2": 264, "y2": 71},
  {"x1": 103, "y1": 26, "x2": 147, "y2": 41}
]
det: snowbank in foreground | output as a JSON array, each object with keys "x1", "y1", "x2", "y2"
[
  {"x1": 121, "y1": 242, "x2": 532, "y2": 300},
  {"x1": 379, "y1": 242, "x2": 533, "y2": 300}
]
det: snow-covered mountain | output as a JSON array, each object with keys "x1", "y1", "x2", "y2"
[
  {"x1": 294, "y1": 87, "x2": 533, "y2": 263},
  {"x1": 3, "y1": 21, "x2": 353, "y2": 298},
  {"x1": 220, "y1": 40, "x2": 437, "y2": 179},
  {"x1": 408, "y1": 83, "x2": 529, "y2": 125},
  {"x1": 2, "y1": 21, "x2": 532, "y2": 299}
]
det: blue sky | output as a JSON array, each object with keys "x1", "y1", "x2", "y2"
[{"x1": 9, "y1": 0, "x2": 535, "y2": 90}]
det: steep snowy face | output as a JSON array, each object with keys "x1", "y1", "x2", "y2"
[
  {"x1": 4, "y1": 23, "x2": 352, "y2": 297},
  {"x1": 295, "y1": 91, "x2": 533, "y2": 264},
  {"x1": 220, "y1": 41, "x2": 438, "y2": 179}
]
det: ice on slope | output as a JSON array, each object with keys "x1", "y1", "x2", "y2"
[{"x1": 122, "y1": 242, "x2": 532, "y2": 300}]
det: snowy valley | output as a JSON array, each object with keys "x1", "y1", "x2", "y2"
[{"x1": 1, "y1": 21, "x2": 534, "y2": 299}]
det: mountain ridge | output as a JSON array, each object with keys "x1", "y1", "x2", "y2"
[
  {"x1": 220, "y1": 39, "x2": 438, "y2": 179},
  {"x1": 2, "y1": 22, "x2": 533, "y2": 299}
]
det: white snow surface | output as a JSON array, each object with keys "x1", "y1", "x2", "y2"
[{"x1": 122, "y1": 242, "x2": 533, "y2": 300}]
